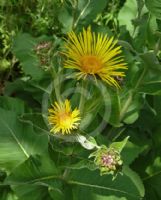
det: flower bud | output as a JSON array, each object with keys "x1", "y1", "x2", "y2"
[{"x1": 89, "y1": 146, "x2": 123, "y2": 176}]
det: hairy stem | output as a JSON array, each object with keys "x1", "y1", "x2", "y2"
[
  {"x1": 79, "y1": 80, "x2": 88, "y2": 115},
  {"x1": 50, "y1": 67, "x2": 62, "y2": 102}
]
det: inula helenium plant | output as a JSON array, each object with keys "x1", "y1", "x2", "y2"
[{"x1": 0, "y1": 0, "x2": 161, "y2": 199}]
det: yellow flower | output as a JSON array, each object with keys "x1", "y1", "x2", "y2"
[
  {"x1": 63, "y1": 27, "x2": 127, "y2": 88},
  {"x1": 48, "y1": 99, "x2": 80, "y2": 134}
]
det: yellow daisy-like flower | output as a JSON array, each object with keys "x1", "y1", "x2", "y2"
[
  {"x1": 63, "y1": 27, "x2": 127, "y2": 88},
  {"x1": 48, "y1": 99, "x2": 80, "y2": 134}
]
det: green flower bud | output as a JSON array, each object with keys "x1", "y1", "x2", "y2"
[{"x1": 89, "y1": 146, "x2": 123, "y2": 176}]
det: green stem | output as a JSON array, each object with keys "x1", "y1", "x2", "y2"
[
  {"x1": 79, "y1": 80, "x2": 88, "y2": 115},
  {"x1": 50, "y1": 67, "x2": 62, "y2": 102},
  {"x1": 72, "y1": 0, "x2": 78, "y2": 30},
  {"x1": 73, "y1": 0, "x2": 90, "y2": 29}
]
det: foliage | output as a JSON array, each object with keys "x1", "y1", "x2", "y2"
[{"x1": 0, "y1": 0, "x2": 161, "y2": 199}]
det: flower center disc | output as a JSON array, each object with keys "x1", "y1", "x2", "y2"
[
  {"x1": 59, "y1": 112, "x2": 72, "y2": 127},
  {"x1": 81, "y1": 55, "x2": 102, "y2": 74}
]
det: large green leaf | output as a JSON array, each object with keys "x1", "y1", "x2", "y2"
[
  {"x1": 69, "y1": 167, "x2": 144, "y2": 200},
  {"x1": 145, "y1": 0, "x2": 161, "y2": 19},
  {"x1": 74, "y1": 0, "x2": 108, "y2": 28},
  {"x1": 5, "y1": 155, "x2": 59, "y2": 200},
  {"x1": 0, "y1": 101, "x2": 48, "y2": 171},
  {"x1": 5, "y1": 155, "x2": 59, "y2": 184}
]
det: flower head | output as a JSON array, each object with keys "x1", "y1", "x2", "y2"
[
  {"x1": 89, "y1": 146, "x2": 123, "y2": 176},
  {"x1": 63, "y1": 27, "x2": 127, "y2": 88},
  {"x1": 48, "y1": 99, "x2": 80, "y2": 134}
]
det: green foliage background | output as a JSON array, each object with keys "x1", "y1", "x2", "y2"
[{"x1": 1, "y1": 0, "x2": 161, "y2": 199}]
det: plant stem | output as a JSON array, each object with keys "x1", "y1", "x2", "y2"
[
  {"x1": 50, "y1": 66, "x2": 62, "y2": 102},
  {"x1": 79, "y1": 80, "x2": 88, "y2": 115}
]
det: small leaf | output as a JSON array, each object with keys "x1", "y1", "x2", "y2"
[{"x1": 110, "y1": 136, "x2": 129, "y2": 153}]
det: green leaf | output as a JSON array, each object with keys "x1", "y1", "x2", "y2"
[
  {"x1": 69, "y1": 168, "x2": 144, "y2": 200},
  {"x1": 144, "y1": 82, "x2": 160, "y2": 97},
  {"x1": 118, "y1": 0, "x2": 137, "y2": 36},
  {"x1": 122, "y1": 95, "x2": 143, "y2": 124},
  {"x1": 49, "y1": 187, "x2": 65, "y2": 200},
  {"x1": 12, "y1": 33, "x2": 44, "y2": 80},
  {"x1": 79, "y1": 88, "x2": 103, "y2": 133},
  {"x1": 138, "y1": 81, "x2": 161, "y2": 95},
  {"x1": 140, "y1": 52, "x2": 161, "y2": 73},
  {"x1": 11, "y1": 184, "x2": 52, "y2": 200},
  {"x1": 154, "y1": 96, "x2": 161, "y2": 124},
  {"x1": 0, "y1": 107, "x2": 48, "y2": 171},
  {"x1": 0, "y1": 96, "x2": 27, "y2": 114},
  {"x1": 123, "y1": 112, "x2": 139, "y2": 124},
  {"x1": 133, "y1": 13, "x2": 149, "y2": 51},
  {"x1": 121, "y1": 141, "x2": 146, "y2": 165},
  {"x1": 138, "y1": 52, "x2": 161, "y2": 94},
  {"x1": 0, "y1": 188, "x2": 18, "y2": 200},
  {"x1": 74, "y1": 0, "x2": 108, "y2": 28},
  {"x1": 4, "y1": 77, "x2": 51, "y2": 105},
  {"x1": 123, "y1": 166, "x2": 145, "y2": 198},
  {"x1": 90, "y1": 194, "x2": 127, "y2": 200},
  {"x1": 5, "y1": 155, "x2": 59, "y2": 184},
  {"x1": 5, "y1": 155, "x2": 59, "y2": 200},
  {"x1": 145, "y1": 0, "x2": 161, "y2": 19},
  {"x1": 110, "y1": 136, "x2": 129, "y2": 153},
  {"x1": 58, "y1": 4, "x2": 73, "y2": 33},
  {"x1": 143, "y1": 157, "x2": 161, "y2": 199},
  {"x1": 99, "y1": 87, "x2": 121, "y2": 127}
]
